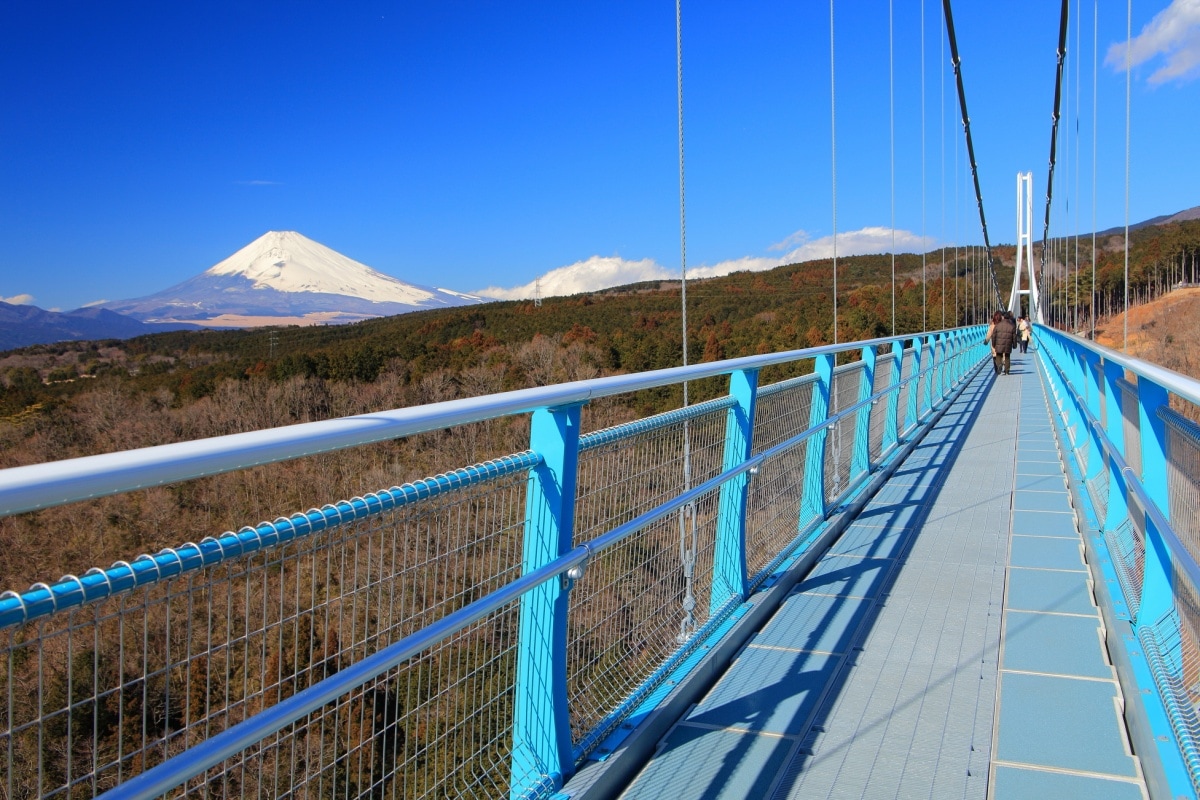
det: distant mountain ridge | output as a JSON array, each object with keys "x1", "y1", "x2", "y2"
[
  {"x1": 0, "y1": 301, "x2": 197, "y2": 350},
  {"x1": 1095, "y1": 205, "x2": 1200, "y2": 238},
  {"x1": 96, "y1": 231, "x2": 483, "y2": 326}
]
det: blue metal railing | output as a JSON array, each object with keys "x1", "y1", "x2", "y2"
[
  {"x1": 1, "y1": 328, "x2": 988, "y2": 799},
  {"x1": 1037, "y1": 326, "x2": 1200, "y2": 797}
]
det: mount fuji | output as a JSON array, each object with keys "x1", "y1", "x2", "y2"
[{"x1": 97, "y1": 231, "x2": 483, "y2": 327}]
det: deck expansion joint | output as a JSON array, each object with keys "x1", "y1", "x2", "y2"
[
  {"x1": 745, "y1": 643, "x2": 841, "y2": 657},
  {"x1": 1005, "y1": 565, "x2": 1088, "y2": 575},
  {"x1": 999, "y1": 667, "x2": 1117, "y2": 684},
  {"x1": 672, "y1": 721, "x2": 804, "y2": 741},
  {"x1": 990, "y1": 758, "x2": 1145, "y2": 784}
]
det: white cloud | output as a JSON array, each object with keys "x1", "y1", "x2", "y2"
[
  {"x1": 80, "y1": 299, "x2": 109, "y2": 307},
  {"x1": 781, "y1": 226, "x2": 932, "y2": 264},
  {"x1": 1106, "y1": 0, "x2": 1200, "y2": 84},
  {"x1": 1, "y1": 293, "x2": 35, "y2": 305},
  {"x1": 768, "y1": 229, "x2": 811, "y2": 252},
  {"x1": 476, "y1": 227, "x2": 935, "y2": 301},
  {"x1": 235, "y1": 179, "x2": 283, "y2": 186},
  {"x1": 476, "y1": 255, "x2": 672, "y2": 300}
]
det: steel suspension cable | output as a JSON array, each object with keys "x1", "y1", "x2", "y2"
[
  {"x1": 921, "y1": 0, "x2": 928, "y2": 331},
  {"x1": 830, "y1": 0, "x2": 839, "y2": 344},
  {"x1": 674, "y1": 0, "x2": 698, "y2": 641},
  {"x1": 1080, "y1": 0, "x2": 1089, "y2": 331},
  {"x1": 941, "y1": 2, "x2": 946, "y2": 329},
  {"x1": 1039, "y1": 0, "x2": 1070, "y2": 329},
  {"x1": 676, "y1": 0, "x2": 689, "y2": 396},
  {"x1": 955, "y1": 80, "x2": 960, "y2": 325},
  {"x1": 1123, "y1": 0, "x2": 1131, "y2": 351},
  {"x1": 941, "y1": 0, "x2": 1004, "y2": 311},
  {"x1": 1091, "y1": 0, "x2": 1098, "y2": 338},
  {"x1": 890, "y1": 0, "x2": 896, "y2": 335}
]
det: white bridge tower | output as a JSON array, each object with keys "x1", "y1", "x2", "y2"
[{"x1": 1008, "y1": 171, "x2": 1043, "y2": 322}]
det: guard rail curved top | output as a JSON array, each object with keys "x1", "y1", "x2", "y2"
[{"x1": 0, "y1": 333, "x2": 923, "y2": 517}]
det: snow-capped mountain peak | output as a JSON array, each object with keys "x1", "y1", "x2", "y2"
[
  {"x1": 96, "y1": 231, "x2": 483, "y2": 327},
  {"x1": 206, "y1": 231, "x2": 438, "y2": 304}
]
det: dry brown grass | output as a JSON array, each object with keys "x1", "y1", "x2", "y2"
[{"x1": 1095, "y1": 287, "x2": 1200, "y2": 376}]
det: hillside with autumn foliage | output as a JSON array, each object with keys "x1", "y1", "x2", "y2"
[{"x1": 2, "y1": 217, "x2": 1200, "y2": 589}]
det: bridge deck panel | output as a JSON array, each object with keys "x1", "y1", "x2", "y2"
[
  {"x1": 990, "y1": 361, "x2": 1145, "y2": 797},
  {"x1": 615, "y1": 352, "x2": 1149, "y2": 799}
]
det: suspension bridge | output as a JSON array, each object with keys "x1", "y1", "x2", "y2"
[{"x1": 3, "y1": 1, "x2": 1199, "y2": 799}]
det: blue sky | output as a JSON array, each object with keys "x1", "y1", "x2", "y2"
[{"x1": 2, "y1": 0, "x2": 1198, "y2": 311}]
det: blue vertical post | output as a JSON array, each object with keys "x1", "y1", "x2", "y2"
[
  {"x1": 929, "y1": 333, "x2": 943, "y2": 403},
  {"x1": 883, "y1": 340, "x2": 903, "y2": 453},
  {"x1": 1081, "y1": 348, "x2": 1106, "y2": 482},
  {"x1": 850, "y1": 346, "x2": 877, "y2": 481},
  {"x1": 801, "y1": 354, "x2": 835, "y2": 525},
  {"x1": 712, "y1": 369, "x2": 757, "y2": 611},
  {"x1": 926, "y1": 333, "x2": 936, "y2": 407},
  {"x1": 946, "y1": 332, "x2": 958, "y2": 389},
  {"x1": 1137, "y1": 376, "x2": 1173, "y2": 622},
  {"x1": 939, "y1": 332, "x2": 951, "y2": 396},
  {"x1": 921, "y1": 334, "x2": 937, "y2": 417},
  {"x1": 510, "y1": 404, "x2": 581, "y2": 797},
  {"x1": 938, "y1": 333, "x2": 950, "y2": 392},
  {"x1": 1101, "y1": 359, "x2": 1129, "y2": 533},
  {"x1": 906, "y1": 338, "x2": 922, "y2": 433}
]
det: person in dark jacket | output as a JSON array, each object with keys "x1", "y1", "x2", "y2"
[
  {"x1": 985, "y1": 310, "x2": 1001, "y2": 364},
  {"x1": 992, "y1": 312, "x2": 1017, "y2": 375}
]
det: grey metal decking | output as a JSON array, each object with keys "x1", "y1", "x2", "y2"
[{"x1": 614, "y1": 351, "x2": 1148, "y2": 799}]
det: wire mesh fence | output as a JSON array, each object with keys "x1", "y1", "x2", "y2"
[
  {"x1": 752, "y1": 375, "x2": 816, "y2": 456},
  {"x1": 0, "y1": 330, "x2": 987, "y2": 799},
  {"x1": 2, "y1": 464, "x2": 530, "y2": 800},
  {"x1": 1120, "y1": 379, "x2": 1143, "y2": 483},
  {"x1": 1139, "y1": 603, "x2": 1200, "y2": 795},
  {"x1": 567, "y1": 402, "x2": 727, "y2": 753},
  {"x1": 895, "y1": 348, "x2": 916, "y2": 439},
  {"x1": 868, "y1": 354, "x2": 895, "y2": 465},
  {"x1": 1165, "y1": 407, "x2": 1200, "y2": 571},
  {"x1": 745, "y1": 445, "x2": 809, "y2": 591},
  {"x1": 824, "y1": 365, "x2": 863, "y2": 507},
  {"x1": 156, "y1": 603, "x2": 525, "y2": 800}
]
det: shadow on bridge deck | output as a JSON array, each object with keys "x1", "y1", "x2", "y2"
[{"x1": 569, "y1": 352, "x2": 1148, "y2": 800}]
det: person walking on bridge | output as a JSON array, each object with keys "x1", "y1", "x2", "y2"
[
  {"x1": 1017, "y1": 315, "x2": 1031, "y2": 354},
  {"x1": 991, "y1": 311, "x2": 1017, "y2": 375}
]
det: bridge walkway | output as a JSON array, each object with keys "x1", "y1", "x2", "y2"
[{"x1": 612, "y1": 351, "x2": 1148, "y2": 799}]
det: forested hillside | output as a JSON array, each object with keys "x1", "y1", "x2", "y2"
[{"x1": 2, "y1": 217, "x2": 1199, "y2": 590}]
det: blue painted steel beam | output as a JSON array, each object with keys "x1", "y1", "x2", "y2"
[
  {"x1": 850, "y1": 346, "x2": 877, "y2": 482},
  {"x1": 1100, "y1": 359, "x2": 1130, "y2": 532},
  {"x1": 906, "y1": 338, "x2": 922, "y2": 434},
  {"x1": 882, "y1": 342, "x2": 903, "y2": 453},
  {"x1": 712, "y1": 369, "x2": 757, "y2": 610},
  {"x1": 801, "y1": 354, "x2": 834, "y2": 525},
  {"x1": 511, "y1": 406, "x2": 582, "y2": 796},
  {"x1": 1137, "y1": 378, "x2": 1173, "y2": 626}
]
